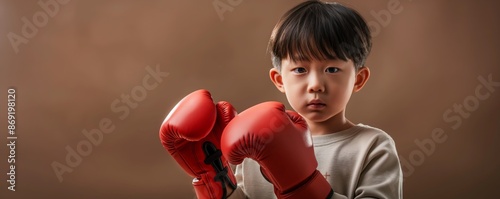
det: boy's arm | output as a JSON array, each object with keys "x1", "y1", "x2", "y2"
[
  {"x1": 226, "y1": 164, "x2": 248, "y2": 199},
  {"x1": 221, "y1": 102, "x2": 334, "y2": 199},
  {"x1": 352, "y1": 136, "x2": 403, "y2": 199},
  {"x1": 324, "y1": 135, "x2": 402, "y2": 199}
]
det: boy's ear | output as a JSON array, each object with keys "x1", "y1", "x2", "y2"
[
  {"x1": 353, "y1": 66, "x2": 370, "y2": 92},
  {"x1": 269, "y1": 68, "x2": 285, "y2": 93}
]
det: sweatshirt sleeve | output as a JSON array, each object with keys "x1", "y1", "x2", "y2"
[
  {"x1": 332, "y1": 192, "x2": 349, "y2": 199},
  {"x1": 354, "y1": 135, "x2": 403, "y2": 199},
  {"x1": 227, "y1": 164, "x2": 248, "y2": 199}
]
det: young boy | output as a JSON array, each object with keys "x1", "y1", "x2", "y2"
[{"x1": 160, "y1": 1, "x2": 402, "y2": 199}]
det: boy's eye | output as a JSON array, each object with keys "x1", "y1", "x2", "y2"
[
  {"x1": 292, "y1": 67, "x2": 307, "y2": 73},
  {"x1": 325, "y1": 67, "x2": 339, "y2": 73}
]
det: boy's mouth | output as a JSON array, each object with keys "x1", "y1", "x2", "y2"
[
  {"x1": 307, "y1": 99, "x2": 326, "y2": 109},
  {"x1": 308, "y1": 99, "x2": 326, "y2": 105}
]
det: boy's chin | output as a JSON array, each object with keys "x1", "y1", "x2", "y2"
[{"x1": 301, "y1": 112, "x2": 333, "y2": 123}]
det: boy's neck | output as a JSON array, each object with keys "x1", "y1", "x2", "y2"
[{"x1": 306, "y1": 110, "x2": 355, "y2": 136}]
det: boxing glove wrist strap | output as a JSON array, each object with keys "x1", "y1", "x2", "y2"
[{"x1": 277, "y1": 170, "x2": 333, "y2": 199}]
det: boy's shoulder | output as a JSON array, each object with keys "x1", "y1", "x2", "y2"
[
  {"x1": 356, "y1": 123, "x2": 389, "y2": 134},
  {"x1": 354, "y1": 123, "x2": 396, "y2": 145}
]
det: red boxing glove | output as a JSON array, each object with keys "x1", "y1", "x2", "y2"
[
  {"x1": 159, "y1": 90, "x2": 237, "y2": 199},
  {"x1": 221, "y1": 102, "x2": 333, "y2": 199}
]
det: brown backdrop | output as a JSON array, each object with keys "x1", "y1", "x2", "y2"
[{"x1": 1, "y1": 0, "x2": 499, "y2": 198}]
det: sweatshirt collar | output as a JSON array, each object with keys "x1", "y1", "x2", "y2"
[{"x1": 311, "y1": 123, "x2": 364, "y2": 146}]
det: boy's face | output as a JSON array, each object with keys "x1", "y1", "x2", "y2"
[{"x1": 270, "y1": 58, "x2": 369, "y2": 123}]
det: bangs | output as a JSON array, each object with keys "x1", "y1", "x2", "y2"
[
  {"x1": 268, "y1": 1, "x2": 371, "y2": 69},
  {"x1": 272, "y1": 9, "x2": 347, "y2": 63}
]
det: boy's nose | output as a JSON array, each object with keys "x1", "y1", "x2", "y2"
[{"x1": 307, "y1": 75, "x2": 325, "y2": 93}]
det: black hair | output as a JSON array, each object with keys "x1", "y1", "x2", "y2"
[{"x1": 268, "y1": 0, "x2": 372, "y2": 71}]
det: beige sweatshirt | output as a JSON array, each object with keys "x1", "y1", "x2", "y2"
[{"x1": 228, "y1": 123, "x2": 403, "y2": 199}]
